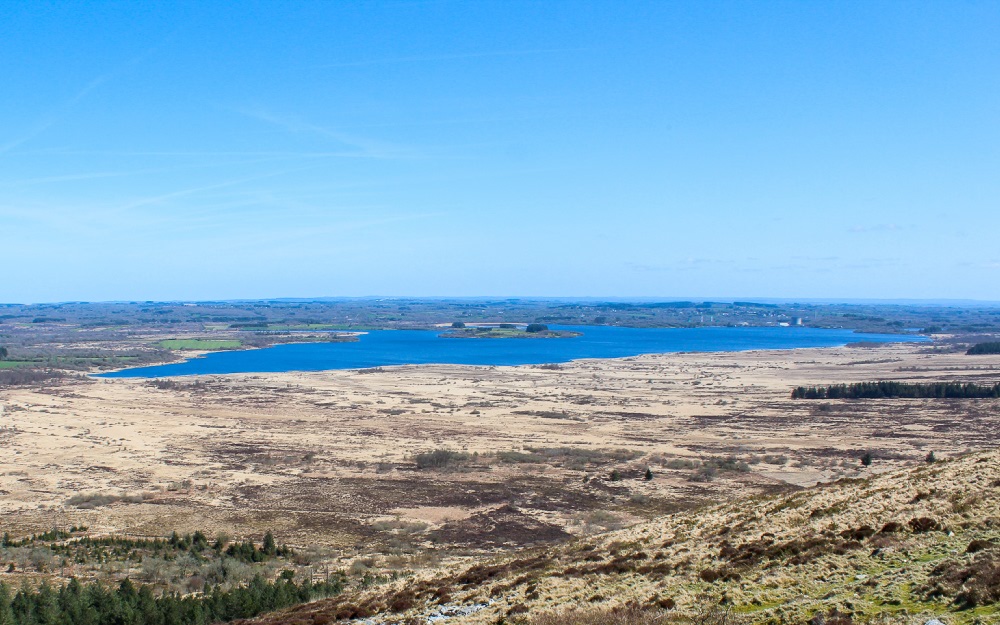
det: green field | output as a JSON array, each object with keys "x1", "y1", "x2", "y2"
[
  {"x1": 0, "y1": 361, "x2": 33, "y2": 369},
  {"x1": 158, "y1": 339, "x2": 243, "y2": 351}
]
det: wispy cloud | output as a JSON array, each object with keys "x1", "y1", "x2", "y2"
[
  {"x1": 0, "y1": 153, "x2": 352, "y2": 188},
  {"x1": 113, "y1": 168, "x2": 314, "y2": 214},
  {"x1": 0, "y1": 77, "x2": 107, "y2": 155},
  {"x1": 318, "y1": 47, "x2": 591, "y2": 69},
  {"x1": 234, "y1": 108, "x2": 413, "y2": 159},
  {"x1": 0, "y1": 47, "x2": 155, "y2": 155}
]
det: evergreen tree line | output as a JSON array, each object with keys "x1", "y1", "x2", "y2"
[
  {"x1": 791, "y1": 381, "x2": 1000, "y2": 399},
  {"x1": 2, "y1": 531, "x2": 290, "y2": 566},
  {"x1": 0, "y1": 574, "x2": 344, "y2": 625},
  {"x1": 967, "y1": 342, "x2": 1000, "y2": 355}
]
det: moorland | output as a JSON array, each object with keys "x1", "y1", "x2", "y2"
[{"x1": 1, "y1": 299, "x2": 1000, "y2": 624}]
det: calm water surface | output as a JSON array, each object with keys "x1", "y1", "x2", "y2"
[{"x1": 98, "y1": 325, "x2": 926, "y2": 378}]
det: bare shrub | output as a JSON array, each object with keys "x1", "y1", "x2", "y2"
[{"x1": 924, "y1": 549, "x2": 1000, "y2": 607}]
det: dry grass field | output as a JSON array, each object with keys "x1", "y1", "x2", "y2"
[{"x1": 2, "y1": 341, "x2": 999, "y2": 588}]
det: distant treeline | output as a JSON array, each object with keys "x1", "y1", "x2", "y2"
[
  {"x1": 0, "y1": 575, "x2": 343, "y2": 625},
  {"x1": 791, "y1": 381, "x2": 1000, "y2": 399},
  {"x1": 967, "y1": 342, "x2": 1000, "y2": 355},
  {"x1": 0, "y1": 369, "x2": 71, "y2": 388}
]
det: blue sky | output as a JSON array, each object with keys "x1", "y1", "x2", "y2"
[{"x1": 2, "y1": 1, "x2": 998, "y2": 303}]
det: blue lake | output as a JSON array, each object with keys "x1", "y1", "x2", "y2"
[{"x1": 97, "y1": 325, "x2": 927, "y2": 378}]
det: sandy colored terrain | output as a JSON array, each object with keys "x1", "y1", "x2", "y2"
[
  {"x1": 1, "y1": 341, "x2": 998, "y2": 567},
  {"x1": 246, "y1": 448, "x2": 1000, "y2": 625}
]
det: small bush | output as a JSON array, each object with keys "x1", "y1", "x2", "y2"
[
  {"x1": 966, "y1": 539, "x2": 994, "y2": 554},
  {"x1": 414, "y1": 449, "x2": 470, "y2": 469},
  {"x1": 909, "y1": 517, "x2": 941, "y2": 533}
]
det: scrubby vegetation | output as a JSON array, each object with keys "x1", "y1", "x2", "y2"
[
  {"x1": 523, "y1": 603, "x2": 673, "y2": 624},
  {"x1": 924, "y1": 547, "x2": 1000, "y2": 608},
  {"x1": 0, "y1": 368, "x2": 74, "y2": 387},
  {"x1": 158, "y1": 339, "x2": 243, "y2": 350},
  {"x1": 496, "y1": 447, "x2": 641, "y2": 470},
  {"x1": 413, "y1": 449, "x2": 471, "y2": 469},
  {"x1": 791, "y1": 381, "x2": 1000, "y2": 399}
]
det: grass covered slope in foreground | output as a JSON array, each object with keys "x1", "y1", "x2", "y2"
[{"x1": 243, "y1": 450, "x2": 1000, "y2": 625}]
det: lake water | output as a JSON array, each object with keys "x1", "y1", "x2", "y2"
[{"x1": 97, "y1": 325, "x2": 927, "y2": 378}]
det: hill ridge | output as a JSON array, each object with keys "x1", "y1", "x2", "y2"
[{"x1": 239, "y1": 450, "x2": 1000, "y2": 624}]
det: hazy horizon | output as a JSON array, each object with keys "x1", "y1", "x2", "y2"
[
  {"x1": 7, "y1": 295, "x2": 1000, "y2": 308},
  {"x1": 3, "y1": 1, "x2": 998, "y2": 302}
]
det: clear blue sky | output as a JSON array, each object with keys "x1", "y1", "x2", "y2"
[{"x1": 2, "y1": 1, "x2": 998, "y2": 303}]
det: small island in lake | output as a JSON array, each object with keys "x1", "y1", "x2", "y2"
[{"x1": 439, "y1": 322, "x2": 582, "y2": 339}]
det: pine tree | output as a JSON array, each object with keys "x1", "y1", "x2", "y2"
[
  {"x1": 0, "y1": 583, "x2": 14, "y2": 625},
  {"x1": 644, "y1": 467, "x2": 654, "y2": 481},
  {"x1": 262, "y1": 531, "x2": 277, "y2": 557}
]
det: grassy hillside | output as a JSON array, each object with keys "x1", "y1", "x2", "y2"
[{"x1": 237, "y1": 449, "x2": 1000, "y2": 624}]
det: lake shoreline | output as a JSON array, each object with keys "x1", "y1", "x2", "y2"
[{"x1": 95, "y1": 325, "x2": 928, "y2": 379}]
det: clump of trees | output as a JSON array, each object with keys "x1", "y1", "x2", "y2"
[
  {"x1": 0, "y1": 573, "x2": 344, "y2": 625},
  {"x1": 967, "y1": 342, "x2": 1000, "y2": 355},
  {"x1": 223, "y1": 531, "x2": 291, "y2": 562},
  {"x1": 0, "y1": 347, "x2": 7, "y2": 360},
  {"x1": 791, "y1": 381, "x2": 1000, "y2": 399},
  {"x1": 525, "y1": 324, "x2": 548, "y2": 333}
]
